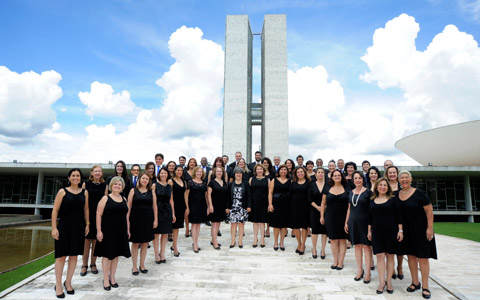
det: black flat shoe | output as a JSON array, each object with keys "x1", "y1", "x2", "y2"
[
  {"x1": 103, "y1": 281, "x2": 111, "y2": 291},
  {"x1": 185, "y1": 233, "x2": 190, "y2": 238},
  {"x1": 260, "y1": 244, "x2": 265, "y2": 248},
  {"x1": 63, "y1": 281, "x2": 74, "y2": 295},
  {"x1": 397, "y1": 269, "x2": 404, "y2": 280},
  {"x1": 407, "y1": 282, "x2": 421, "y2": 292},
  {"x1": 80, "y1": 265, "x2": 88, "y2": 276},
  {"x1": 253, "y1": 244, "x2": 258, "y2": 248},
  {"x1": 280, "y1": 247, "x2": 285, "y2": 251},
  {"x1": 335, "y1": 265, "x2": 344, "y2": 270},
  {"x1": 90, "y1": 264, "x2": 98, "y2": 274},
  {"x1": 155, "y1": 260, "x2": 161, "y2": 264},
  {"x1": 354, "y1": 270, "x2": 364, "y2": 281},
  {"x1": 160, "y1": 259, "x2": 166, "y2": 263},
  {"x1": 392, "y1": 272, "x2": 397, "y2": 279},
  {"x1": 330, "y1": 265, "x2": 337, "y2": 269},
  {"x1": 422, "y1": 288, "x2": 431, "y2": 299},
  {"x1": 298, "y1": 251, "x2": 304, "y2": 255},
  {"x1": 54, "y1": 286, "x2": 65, "y2": 298},
  {"x1": 217, "y1": 231, "x2": 222, "y2": 236},
  {"x1": 132, "y1": 269, "x2": 139, "y2": 275},
  {"x1": 139, "y1": 267, "x2": 148, "y2": 274},
  {"x1": 210, "y1": 241, "x2": 222, "y2": 247},
  {"x1": 109, "y1": 280, "x2": 119, "y2": 288},
  {"x1": 363, "y1": 278, "x2": 371, "y2": 284},
  {"x1": 320, "y1": 255, "x2": 326, "y2": 259},
  {"x1": 274, "y1": 246, "x2": 279, "y2": 251},
  {"x1": 312, "y1": 254, "x2": 317, "y2": 259},
  {"x1": 387, "y1": 287, "x2": 394, "y2": 294}
]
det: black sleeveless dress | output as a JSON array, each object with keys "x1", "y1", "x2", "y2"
[
  {"x1": 289, "y1": 181, "x2": 310, "y2": 229},
  {"x1": 249, "y1": 177, "x2": 269, "y2": 223},
  {"x1": 94, "y1": 196, "x2": 131, "y2": 260},
  {"x1": 325, "y1": 188, "x2": 349, "y2": 239},
  {"x1": 207, "y1": 179, "x2": 227, "y2": 222},
  {"x1": 308, "y1": 182, "x2": 328, "y2": 234},
  {"x1": 85, "y1": 182, "x2": 106, "y2": 239},
  {"x1": 269, "y1": 179, "x2": 291, "y2": 228},
  {"x1": 129, "y1": 189, "x2": 154, "y2": 243},
  {"x1": 172, "y1": 179, "x2": 186, "y2": 229},
  {"x1": 187, "y1": 180, "x2": 207, "y2": 224},
  {"x1": 154, "y1": 182, "x2": 173, "y2": 234},
  {"x1": 369, "y1": 197, "x2": 403, "y2": 255},
  {"x1": 55, "y1": 188, "x2": 86, "y2": 258}
]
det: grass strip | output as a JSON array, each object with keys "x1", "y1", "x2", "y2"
[
  {"x1": 434, "y1": 222, "x2": 480, "y2": 242},
  {"x1": 0, "y1": 252, "x2": 55, "y2": 292}
]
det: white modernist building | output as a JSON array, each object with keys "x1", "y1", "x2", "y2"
[{"x1": 223, "y1": 14, "x2": 288, "y2": 162}]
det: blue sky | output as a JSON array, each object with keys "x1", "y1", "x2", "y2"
[{"x1": 1, "y1": 0, "x2": 479, "y2": 165}]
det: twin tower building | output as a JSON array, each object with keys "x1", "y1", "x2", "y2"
[{"x1": 222, "y1": 15, "x2": 289, "y2": 162}]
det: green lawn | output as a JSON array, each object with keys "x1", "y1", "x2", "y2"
[
  {"x1": 434, "y1": 222, "x2": 480, "y2": 242},
  {"x1": 0, "y1": 253, "x2": 55, "y2": 293}
]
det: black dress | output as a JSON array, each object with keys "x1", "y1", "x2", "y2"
[
  {"x1": 55, "y1": 188, "x2": 86, "y2": 258},
  {"x1": 85, "y1": 182, "x2": 106, "y2": 239},
  {"x1": 269, "y1": 178, "x2": 291, "y2": 228},
  {"x1": 154, "y1": 182, "x2": 173, "y2": 234},
  {"x1": 187, "y1": 180, "x2": 207, "y2": 224},
  {"x1": 325, "y1": 187, "x2": 349, "y2": 239},
  {"x1": 94, "y1": 196, "x2": 131, "y2": 260},
  {"x1": 208, "y1": 179, "x2": 227, "y2": 222},
  {"x1": 398, "y1": 189, "x2": 437, "y2": 259},
  {"x1": 289, "y1": 181, "x2": 310, "y2": 229},
  {"x1": 347, "y1": 188, "x2": 372, "y2": 246},
  {"x1": 172, "y1": 179, "x2": 186, "y2": 229},
  {"x1": 249, "y1": 177, "x2": 269, "y2": 223},
  {"x1": 308, "y1": 182, "x2": 328, "y2": 234},
  {"x1": 346, "y1": 178, "x2": 355, "y2": 190},
  {"x1": 369, "y1": 197, "x2": 403, "y2": 255},
  {"x1": 129, "y1": 189, "x2": 154, "y2": 243}
]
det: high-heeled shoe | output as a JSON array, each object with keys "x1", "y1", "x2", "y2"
[
  {"x1": 174, "y1": 251, "x2": 181, "y2": 256},
  {"x1": 376, "y1": 284, "x2": 385, "y2": 294},
  {"x1": 363, "y1": 276, "x2": 371, "y2": 284},
  {"x1": 253, "y1": 244, "x2": 258, "y2": 248},
  {"x1": 298, "y1": 251, "x2": 304, "y2": 255},
  {"x1": 230, "y1": 242, "x2": 236, "y2": 248},
  {"x1": 103, "y1": 281, "x2": 111, "y2": 291},
  {"x1": 312, "y1": 253, "x2": 317, "y2": 259},
  {"x1": 354, "y1": 270, "x2": 364, "y2": 281},
  {"x1": 63, "y1": 281, "x2": 74, "y2": 295},
  {"x1": 238, "y1": 244, "x2": 243, "y2": 248},
  {"x1": 387, "y1": 286, "x2": 394, "y2": 294},
  {"x1": 260, "y1": 244, "x2": 265, "y2": 248},
  {"x1": 330, "y1": 265, "x2": 337, "y2": 270},
  {"x1": 139, "y1": 267, "x2": 148, "y2": 274},
  {"x1": 132, "y1": 268, "x2": 140, "y2": 275},
  {"x1": 335, "y1": 265, "x2": 343, "y2": 270},
  {"x1": 407, "y1": 282, "x2": 421, "y2": 292},
  {"x1": 392, "y1": 272, "x2": 397, "y2": 279},
  {"x1": 397, "y1": 267, "x2": 404, "y2": 279},
  {"x1": 422, "y1": 288, "x2": 431, "y2": 299},
  {"x1": 273, "y1": 246, "x2": 279, "y2": 251},
  {"x1": 109, "y1": 280, "x2": 119, "y2": 288},
  {"x1": 210, "y1": 241, "x2": 222, "y2": 247},
  {"x1": 280, "y1": 247, "x2": 285, "y2": 251},
  {"x1": 54, "y1": 286, "x2": 65, "y2": 298},
  {"x1": 295, "y1": 248, "x2": 300, "y2": 253}
]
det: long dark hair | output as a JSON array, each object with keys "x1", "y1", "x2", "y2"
[
  {"x1": 366, "y1": 166, "x2": 380, "y2": 186},
  {"x1": 115, "y1": 160, "x2": 128, "y2": 180},
  {"x1": 261, "y1": 157, "x2": 274, "y2": 174},
  {"x1": 136, "y1": 171, "x2": 152, "y2": 191},
  {"x1": 328, "y1": 169, "x2": 347, "y2": 187},
  {"x1": 67, "y1": 168, "x2": 83, "y2": 188}
]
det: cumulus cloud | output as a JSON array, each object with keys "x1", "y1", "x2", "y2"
[
  {"x1": 361, "y1": 13, "x2": 480, "y2": 131},
  {"x1": 78, "y1": 81, "x2": 136, "y2": 117},
  {"x1": 0, "y1": 66, "x2": 62, "y2": 142}
]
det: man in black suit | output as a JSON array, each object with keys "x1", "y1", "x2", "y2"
[
  {"x1": 248, "y1": 151, "x2": 262, "y2": 172},
  {"x1": 273, "y1": 156, "x2": 281, "y2": 174},
  {"x1": 296, "y1": 154, "x2": 305, "y2": 168},
  {"x1": 154, "y1": 153, "x2": 164, "y2": 177},
  {"x1": 131, "y1": 164, "x2": 141, "y2": 188},
  {"x1": 200, "y1": 157, "x2": 211, "y2": 183},
  {"x1": 228, "y1": 151, "x2": 242, "y2": 178}
]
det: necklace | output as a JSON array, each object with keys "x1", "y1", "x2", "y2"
[{"x1": 351, "y1": 187, "x2": 364, "y2": 207}]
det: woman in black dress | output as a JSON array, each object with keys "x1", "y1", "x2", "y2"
[
  {"x1": 366, "y1": 166, "x2": 380, "y2": 191},
  {"x1": 398, "y1": 170, "x2": 437, "y2": 299},
  {"x1": 207, "y1": 157, "x2": 229, "y2": 183},
  {"x1": 226, "y1": 167, "x2": 251, "y2": 248},
  {"x1": 344, "y1": 162, "x2": 357, "y2": 190},
  {"x1": 230, "y1": 158, "x2": 251, "y2": 182},
  {"x1": 207, "y1": 166, "x2": 227, "y2": 249},
  {"x1": 166, "y1": 161, "x2": 176, "y2": 179},
  {"x1": 249, "y1": 164, "x2": 270, "y2": 248},
  {"x1": 308, "y1": 167, "x2": 328, "y2": 259},
  {"x1": 367, "y1": 178, "x2": 403, "y2": 294},
  {"x1": 184, "y1": 158, "x2": 198, "y2": 237},
  {"x1": 305, "y1": 160, "x2": 316, "y2": 181},
  {"x1": 268, "y1": 165, "x2": 291, "y2": 251},
  {"x1": 345, "y1": 171, "x2": 373, "y2": 283},
  {"x1": 261, "y1": 157, "x2": 274, "y2": 238},
  {"x1": 51, "y1": 168, "x2": 89, "y2": 298},
  {"x1": 171, "y1": 165, "x2": 186, "y2": 256},
  {"x1": 327, "y1": 160, "x2": 336, "y2": 179},
  {"x1": 153, "y1": 167, "x2": 175, "y2": 263},
  {"x1": 321, "y1": 169, "x2": 349, "y2": 270},
  {"x1": 185, "y1": 166, "x2": 207, "y2": 253},
  {"x1": 127, "y1": 172, "x2": 157, "y2": 274},
  {"x1": 385, "y1": 165, "x2": 404, "y2": 280},
  {"x1": 106, "y1": 160, "x2": 131, "y2": 198},
  {"x1": 145, "y1": 162, "x2": 156, "y2": 185},
  {"x1": 290, "y1": 167, "x2": 310, "y2": 255},
  {"x1": 95, "y1": 176, "x2": 131, "y2": 291},
  {"x1": 284, "y1": 159, "x2": 295, "y2": 176},
  {"x1": 80, "y1": 165, "x2": 106, "y2": 277}
]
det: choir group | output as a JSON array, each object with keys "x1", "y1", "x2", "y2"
[{"x1": 51, "y1": 152, "x2": 437, "y2": 299}]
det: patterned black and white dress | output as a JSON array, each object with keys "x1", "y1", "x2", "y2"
[{"x1": 228, "y1": 183, "x2": 249, "y2": 223}]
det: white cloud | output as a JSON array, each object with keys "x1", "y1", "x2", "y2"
[
  {"x1": 78, "y1": 81, "x2": 136, "y2": 117},
  {"x1": 458, "y1": 0, "x2": 480, "y2": 21},
  {"x1": 361, "y1": 13, "x2": 480, "y2": 131},
  {"x1": 0, "y1": 66, "x2": 62, "y2": 142}
]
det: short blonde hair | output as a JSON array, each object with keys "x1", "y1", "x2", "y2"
[
  {"x1": 109, "y1": 176, "x2": 125, "y2": 192},
  {"x1": 398, "y1": 170, "x2": 412, "y2": 179}
]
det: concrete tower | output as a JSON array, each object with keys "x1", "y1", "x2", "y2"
[{"x1": 223, "y1": 14, "x2": 288, "y2": 162}]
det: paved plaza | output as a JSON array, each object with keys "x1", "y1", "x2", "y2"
[{"x1": 1, "y1": 224, "x2": 478, "y2": 299}]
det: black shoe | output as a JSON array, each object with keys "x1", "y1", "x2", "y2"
[
  {"x1": 63, "y1": 281, "x2": 74, "y2": 295},
  {"x1": 185, "y1": 233, "x2": 190, "y2": 238},
  {"x1": 260, "y1": 244, "x2": 265, "y2": 248},
  {"x1": 139, "y1": 267, "x2": 148, "y2": 274},
  {"x1": 330, "y1": 265, "x2": 337, "y2": 270},
  {"x1": 407, "y1": 282, "x2": 421, "y2": 292},
  {"x1": 392, "y1": 272, "x2": 397, "y2": 279},
  {"x1": 295, "y1": 249, "x2": 300, "y2": 253},
  {"x1": 174, "y1": 251, "x2": 181, "y2": 257},
  {"x1": 354, "y1": 270, "x2": 364, "y2": 281},
  {"x1": 205, "y1": 221, "x2": 212, "y2": 226},
  {"x1": 422, "y1": 288, "x2": 431, "y2": 299},
  {"x1": 238, "y1": 244, "x2": 243, "y2": 248},
  {"x1": 168, "y1": 233, "x2": 173, "y2": 242},
  {"x1": 370, "y1": 266, "x2": 375, "y2": 270},
  {"x1": 230, "y1": 243, "x2": 236, "y2": 248},
  {"x1": 376, "y1": 284, "x2": 385, "y2": 294},
  {"x1": 160, "y1": 259, "x2": 166, "y2": 263},
  {"x1": 155, "y1": 260, "x2": 161, "y2": 264},
  {"x1": 210, "y1": 241, "x2": 222, "y2": 247},
  {"x1": 147, "y1": 243, "x2": 151, "y2": 248},
  {"x1": 363, "y1": 277, "x2": 371, "y2": 284},
  {"x1": 253, "y1": 244, "x2": 258, "y2": 248},
  {"x1": 280, "y1": 247, "x2": 285, "y2": 251},
  {"x1": 265, "y1": 234, "x2": 270, "y2": 238},
  {"x1": 54, "y1": 286, "x2": 65, "y2": 298},
  {"x1": 217, "y1": 231, "x2": 222, "y2": 237},
  {"x1": 274, "y1": 246, "x2": 279, "y2": 251},
  {"x1": 90, "y1": 264, "x2": 98, "y2": 274},
  {"x1": 387, "y1": 286, "x2": 394, "y2": 294},
  {"x1": 80, "y1": 265, "x2": 88, "y2": 276},
  {"x1": 103, "y1": 281, "x2": 111, "y2": 291},
  {"x1": 298, "y1": 251, "x2": 304, "y2": 255},
  {"x1": 397, "y1": 267, "x2": 404, "y2": 279},
  {"x1": 109, "y1": 280, "x2": 119, "y2": 288},
  {"x1": 312, "y1": 254, "x2": 317, "y2": 259},
  {"x1": 132, "y1": 269, "x2": 139, "y2": 275},
  {"x1": 335, "y1": 265, "x2": 344, "y2": 270}
]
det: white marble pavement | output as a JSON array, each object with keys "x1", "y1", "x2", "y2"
[{"x1": 1, "y1": 223, "x2": 476, "y2": 300}]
